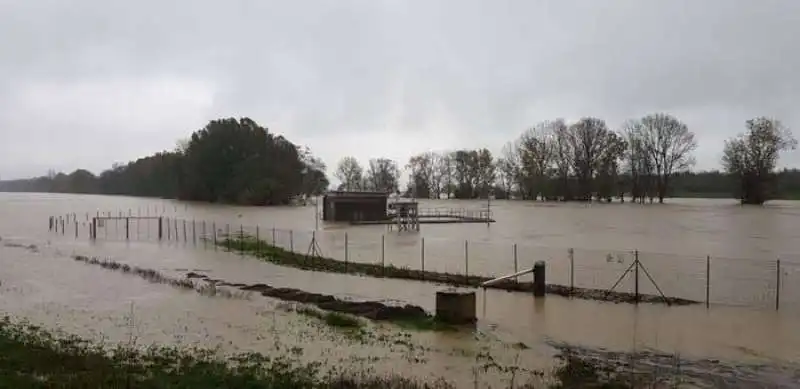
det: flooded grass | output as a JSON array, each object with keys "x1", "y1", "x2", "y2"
[
  {"x1": 70, "y1": 255, "x2": 453, "y2": 332},
  {"x1": 217, "y1": 235, "x2": 696, "y2": 306},
  {"x1": 0, "y1": 315, "x2": 651, "y2": 389},
  {"x1": 295, "y1": 306, "x2": 364, "y2": 329},
  {"x1": 0, "y1": 315, "x2": 458, "y2": 389}
]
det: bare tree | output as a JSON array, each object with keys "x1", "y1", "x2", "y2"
[
  {"x1": 638, "y1": 113, "x2": 697, "y2": 203},
  {"x1": 722, "y1": 117, "x2": 797, "y2": 205},
  {"x1": 568, "y1": 117, "x2": 611, "y2": 201},
  {"x1": 517, "y1": 121, "x2": 557, "y2": 201},
  {"x1": 434, "y1": 152, "x2": 454, "y2": 199},
  {"x1": 497, "y1": 141, "x2": 521, "y2": 199},
  {"x1": 551, "y1": 119, "x2": 573, "y2": 201},
  {"x1": 365, "y1": 158, "x2": 400, "y2": 193},
  {"x1": 406, "y1": 152, "x2": 437, "y2": 198},
  {"x1": 333, "y1": 156, "x2": 363, "y2": 191}
]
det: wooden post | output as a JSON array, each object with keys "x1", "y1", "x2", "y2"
[
  {"x1": 569, "y1": 248, "x2": 575, "y2": 294},
  {"x1": 226, "y1": 224, "x2": 230, "y2": 250},
  {"x1": 511, "y1": 243, "x2": 519, "y2": 283},
  {"x1": 533, "y1": 261, "x2": 546, "y2": 297},
  {"x1": 92, "y1": 217, "x2": 97, "y2": 240},
  {"x1": 192, "y1": 220, "x2": 196, "y2": 245},
  {"x1": 344, "y1": 232, "x2": 349, "y2": 272},
  {"x1": 174, "y1": 219, "x2": 178, "y2": 242},
  {"x1": 202, "y1": 221, "x2": 207, "y2": 248},
  {"x1": 213, "y1": 222, "x2": 217, "y2": 249},
  {"x1": 158, "y1": 217, "x2": 163, "y2": 240},
  {"x1": 272, "y1": 227, "x2": 276, "y2": 246},
  {"x1": 183, "y1": 219, "x2": 187, "y2": 242},
  {"x1": 290, "y1": 230, "x2": 294, "y2": 252},
  {"x1": 167, "y1": 218, "x2": 171, "y2": 240},
  {"x1": 239, "y1": 224, "x2": 244, "y2": 252},
  {"x1": 75, "y1": 221, "x2": 78, "y2": 238},
  {"x1": 125, "y1": 218, "x2": 129, "y2": 240},
  {"x1": 256, "y1": 226, "x2": 260, "y2": 253}
]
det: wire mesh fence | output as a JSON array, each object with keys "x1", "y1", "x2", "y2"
[{"x1": 46, "y1": 212, "x2": 800, "y2": 311}]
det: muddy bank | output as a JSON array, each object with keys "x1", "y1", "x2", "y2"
[
  {"x1": 188, "y1": 270, "x2": 433, "y2": 324},
  {"x1": 218, "y1": 236, "x2": 696, "y2": 306},
  {"x1": 75, "y1": 256, "x2": 434, "y2": 327},
  {"x1": 547, "y1": 340, "x2": 800, "y2": 389}
]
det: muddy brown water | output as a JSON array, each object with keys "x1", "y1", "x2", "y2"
[{"x1": 3, "y1": 192, "x2": 800, "y2": 387}]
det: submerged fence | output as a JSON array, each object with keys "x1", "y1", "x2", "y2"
[{"x1": 47, "y1": 212, "x2": 800, "y2": 311}]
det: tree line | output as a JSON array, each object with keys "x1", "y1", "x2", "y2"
[
  {"x1": 0, "y1": 118, "x2": 330, "y2": 205},
  {"x1": 334, "y1": 114, "x2": 797, "y2": 205}
]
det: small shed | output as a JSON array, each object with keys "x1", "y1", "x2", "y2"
[{"x1": 322, "y1": 191, "x2": 389, "y2": 222}]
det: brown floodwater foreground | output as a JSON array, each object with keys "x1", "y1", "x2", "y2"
[{"x1": 3, "y1": 193, "x2": 800, "y2": 387}]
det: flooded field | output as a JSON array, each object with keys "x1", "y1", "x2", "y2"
[{"x1": 3, "y1": 192, "x2": 800, "y2": 387}]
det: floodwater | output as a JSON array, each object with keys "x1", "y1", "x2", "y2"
[{"x1": 2, "y1": 192, "x2": 800, "y2": 387}]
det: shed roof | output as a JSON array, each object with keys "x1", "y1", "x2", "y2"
[{"x1": 325, "y1": 190, "x2": 389, "y2": 198}]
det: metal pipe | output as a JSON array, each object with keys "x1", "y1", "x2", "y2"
[{"x1": 481, "y1": 268, "x2": 535, "y2": 287}]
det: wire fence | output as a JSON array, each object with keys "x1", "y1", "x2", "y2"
[{"x1": 47, "y1": 212, "x2": 798, "y2": 311}]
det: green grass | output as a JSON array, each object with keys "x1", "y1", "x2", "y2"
[
  {"x1": 0, "y1": 316, "x2": 457, "y2": 389},
  {"x1": 295, "y1": 306, "x2": 363, "y2": 329},
  {"x1": 0, "y1": 315, "x2": 646, "y2": 389}
]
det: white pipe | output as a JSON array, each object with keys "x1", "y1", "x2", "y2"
[{"x1": 481, "y1": 268, "x2": 535, "y2": 287}]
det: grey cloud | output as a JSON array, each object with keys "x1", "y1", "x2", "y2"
[{"x1": 1, "y1": 0, "x2": 799, "y2": 180}]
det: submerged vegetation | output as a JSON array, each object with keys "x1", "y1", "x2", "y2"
[
  {"x1": 0, "y1": 316, "x2": 656, "y2": 389},
  {"x1": 71, "y1": 255, "x2": 442, "y2": 331},
  {"x1": 216, "y1": 234, "x2": 696, "y2": 306}
]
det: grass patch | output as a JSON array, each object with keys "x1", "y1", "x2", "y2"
[
  {"x1": 393, "y1": 317, "x2": 458, "y2": 332},
  {"x1": 0, "y1": 315, "x2": 647, "y2": 389},
  {"x1": 0, "y1": 315, "x2": 457, "y2": 389},
  {"x1": 295, "y1": 306, "x2": 363, "y2": 330}
]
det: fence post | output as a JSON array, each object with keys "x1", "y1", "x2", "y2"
[
  {"x1": 776, "y1": 258, "x2": 781, "y2": 311},
  {"x1": 91, "y1": 217, "x2": 97, "y2": 240},
  {"x1": 290, "y1": 230, "x2": 294, "y2": 252},
  {"x1": 158, "y1": 217, "x2": 163, "y2": 240},
  {"x1": 381, "y1": 234, "x2": 386, "y2": 276},
  {"x1": 174, "y1": 220, "x2": 178, "y2": 242},
  {"x1": 125, "y1": 218, "x2": 130, "y2": 240},
  {"x1": 569, "y1": 248, "x2": 575, "y2": 294},
  {"x1": 213, "y1": 222, "x2": 217, "y2": 249},
  {"x1": 75, "y1": 221, "x2": 78, "y2": 239},
  {"x1": 344, "y1": 232, "x2": 349, "y2": 272},
  {"x1": 706, "y1": 255, "x2": 711, "y2": 309},
  {"x1": 272, "y1": 227, "x2": 276, "y2": 246},
  {"x1": 634, "y1": 250, "x2": 640, "y2": 303},
  {"x1": 239, "y1": 225, "x2": 244, "y2": 252},
  {"x1": 202, "y1": 221, "x2": 206, "y2": 248},
  {"x1": 513, "y1": 243, "x2": 518, "y2": 283},
  {"x1": 226, "y1": 224, "x2": 230, "y2": 250},
  {"x1": 421, "y1": 237, "x2": 425, "y2": 280},
  {"x1": 192, "y1": 220, "x2": 196, "y2": 245},
  {"x1": 183, "y1": 220, "x2": 187, "y2": 242},
  {"x1": 256, "y1": 226, "x2": 260, "y2": 253},
  {"x1": 465, "y1": 240, "x2": 469, "y2": 284}
]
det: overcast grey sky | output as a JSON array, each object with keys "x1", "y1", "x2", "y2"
[{"x1": 1, "y1": 0, "x2": 798, "y2": 181}]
